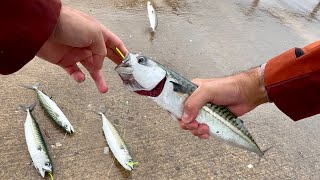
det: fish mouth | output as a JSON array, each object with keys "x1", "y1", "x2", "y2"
[
  {"x1": 115, "y1": 62, "x2": 166, "y2": 97},
  {"x1": 135, "y1": 77, "x2": 166, "y2": 97}
]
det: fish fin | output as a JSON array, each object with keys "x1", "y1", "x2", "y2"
[
  {"x1": 19, "y1": 82, "x2": 41, "y2": 90},
  {"x1": 252, "y1": 146, "x2": 273, "y2": 167},
  {"x1": 258, "y1": 146, "x2": 273, "y2": 159},
  {"x1": 42, "y1": 90, "x2": 51, "y2": 98},
  {"x1": 19, "y1": 102, "x2": 37, "y2": 112},
  {"x1": 170, "y1": 81, "x2": 191, "y2": 94}
]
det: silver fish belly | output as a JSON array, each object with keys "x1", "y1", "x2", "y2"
[
  {"x1": 22, "y1": 103, "x2": 53, "y2": 178},
  {"x1": 24, "y1": 83, "x2": 75, "y2": 133},
  {"x1": 99, "y1": 111, "x2": 137, "y2": 171},
  {"x1": 153, "y1": 76, "x2": 263, "y2": 156},
  {"x1": 147, "y1": 1, "x2": 157, "y2": 31}
]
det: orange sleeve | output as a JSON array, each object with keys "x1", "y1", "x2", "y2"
[{"x1": 264, "y1": 41, "x2": 320, "y2": 121}]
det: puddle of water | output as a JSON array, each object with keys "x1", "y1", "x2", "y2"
[
  {"x1": 109, "y1": 0, "x2": 189, "y2": 14},
  {"x1": 237, "y1": 0, "x2": 320, "y2": 42},
  {"x1": 240, "y1": 0, "x2": 320, "y2": 21}
]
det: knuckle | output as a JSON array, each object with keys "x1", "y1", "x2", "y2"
[{"x1": 191, "y1": 78, "x2": 203, "y2": 86}]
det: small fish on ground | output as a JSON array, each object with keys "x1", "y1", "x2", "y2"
[
  {"x1": 115, "y1": 53, "x2": 266, "y2": 157},
  {"x1": 97, "y1": 106, "x2": 138, "y2": 171},
  {"x1": 147, "y1": 1, "x2": 158, "y2": 31},
  {"x1": 20, "y1": 103, "x2": 53, "y2": 178},
  {"x1": 21, "y1": 83, "x2": 75, "y2": 133}
]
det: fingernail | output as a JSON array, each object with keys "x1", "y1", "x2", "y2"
[{"x1": 182, "y1": 113, "x2": 192, "y2": 123}]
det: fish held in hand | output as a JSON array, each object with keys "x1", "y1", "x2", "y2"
[{"x1": 115, "y1": 53, "x2": 265, "y2": 157}]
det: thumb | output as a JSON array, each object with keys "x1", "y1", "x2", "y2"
[{"x1": 182, "y1": 79, "x2": 209, "y2": 123}]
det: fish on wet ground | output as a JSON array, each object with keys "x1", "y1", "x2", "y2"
[
  {"x1": 20, "y1": 103, "x2": 53, "y2": 179},
  {"x1": 115, "y1": 53, "x2": 266, "y2": 157},
  {"x1": 98, "y1": 107, "x2": 138, "y2": 171},
  {"x1": 22, "y1": 83, "x2": 74, "y2": 133},
  {"x1": 147, "y1": 1, "x2": 158, "y2": 31}
]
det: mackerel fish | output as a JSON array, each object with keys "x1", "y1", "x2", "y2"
[
  {"x1": 115, "y1": 53, "x2": 265, "y2": 157},
  {"x1": 23, "y1": 83, "x2": 74, "y2": 133},
  {"x1": 98, "y1": 107, "x2": 138, "y2": 170},
  {"x1": 21, "y1": 103, "x2": 53, "y2": 178},
  {"x1": 147, "y1": 1, "x2": 157, "y2": 31}
]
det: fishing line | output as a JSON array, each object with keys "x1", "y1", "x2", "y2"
[{"x1": 116, "y1": 47, "x2": 125, "y2": 59}]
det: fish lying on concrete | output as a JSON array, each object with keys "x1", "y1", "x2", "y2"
[
  {"x1": 115, "y1": 53, "x2": 265, "y2": 157},
  {"x1": 22, "y1": 83, "x2": 74, "y2": 134},
  {"x1": 98, "y1": 107, "x2": 138, "y2": 171},
  {"x1": 147, "y1": 1, "x2": 158, "y2": 31},
  {"x1": 20, "y1": 103, "x2": 53, "y2": 178}
]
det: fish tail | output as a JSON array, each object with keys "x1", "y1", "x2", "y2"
[
  {"x1": 98, "y1": 105, "x2": 107, "y2": 116},
  {"x1": 262, "y1": 146, "x2": 272, "y2": 156},
  {"x1": 20, "y1": 82, "x2": 41, "y2": 90},
  {"x1": 19, "y1": 102, "x2": 37, "y2": 112},
  {"x1": 257, "y1": 146, "x2": 273, "y2": 163}
]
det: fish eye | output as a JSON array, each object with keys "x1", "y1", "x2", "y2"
[
  {"x1": 64, "y1": 125, "x2": 68, "y2": 129},
  {"x1": 137, "y1": 56, "x2": 147, "y2": 64},
  {"x1": 45, "y1": 162, "x2": 51, "y2": 166}
]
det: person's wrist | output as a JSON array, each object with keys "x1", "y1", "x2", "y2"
[{"x1": 235, "y1": 67, "x2": 268, "y2": 108}]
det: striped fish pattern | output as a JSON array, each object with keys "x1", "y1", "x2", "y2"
[
  {"x1": 23, "y1": 83, "x2": 74, "y2": 133},
  {"x1": 21, "y1": 103, "x2": 53, "y2": 178},
  {"x1": 115, "y1": 53, "x2": 265, "y2": 157},
  {"x1": 98, "y1": 108, "x2": 137, "y2": 171}
]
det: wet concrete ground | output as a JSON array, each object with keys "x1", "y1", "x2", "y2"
[{"x1": 2, "y1": 0, "x2": 320, "y2": 179}]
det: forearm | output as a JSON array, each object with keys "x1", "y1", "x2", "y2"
[
  {"x1": 0, "y1": 0, "x2": 61, "y2": 75},
  {"x1": 264, "y1": 41, "x2": 320, "y2": 120},
  {"x1": 237, "y1": 67, "x2": 268, "y2": 108},
  {"x1": 230, "y1": 67, "x2": 268, "y2": 112}
]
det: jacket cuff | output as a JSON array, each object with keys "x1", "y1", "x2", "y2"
[{"x1": 264, "y1": 41, "x2": 320, "y2": 121}]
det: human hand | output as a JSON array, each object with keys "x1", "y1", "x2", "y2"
[
  {"x1": 179, "y1": 67, "x2": 268, "y2": 138},
  {"x1": 36, "y1": 5, "x2": 128, "y2": 93}
]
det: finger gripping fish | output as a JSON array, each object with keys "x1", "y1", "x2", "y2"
[{"x1": 115, "y1": 53, "x2": 265, "y2": 157}]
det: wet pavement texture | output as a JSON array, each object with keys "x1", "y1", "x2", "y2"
[{"x1": 1, "y1": 0, "x2": 320, "y2": 179}]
